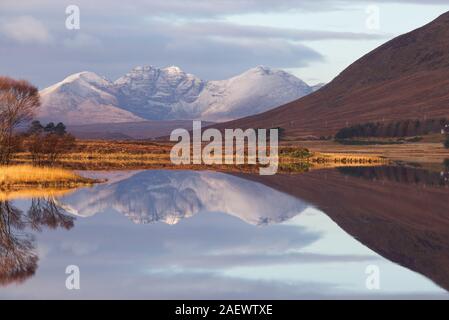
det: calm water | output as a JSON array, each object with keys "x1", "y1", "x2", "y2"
[{"x1": 1, "y1": 167, "x2": 449, "y2": 299}]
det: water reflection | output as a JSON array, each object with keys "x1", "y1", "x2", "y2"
[
  {"x1": 0, "y1": 198, "x2": 74, "y2": 286},
  {"x1": 60, "y1": 170, "x2": 308, "y2": 226},
  {"x1": 0, "y1": 167, "x2": 448, "y2": 299},
  {"x1": 247, "y1": 165, "x2": 449, "y2": 293},
  {"x1": 337, "y1": 166, "x2": 449, "y2": 186}
]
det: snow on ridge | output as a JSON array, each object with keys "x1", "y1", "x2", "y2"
[{"x1": 39, "y1": 65, "x2": 315, "y2": 124}]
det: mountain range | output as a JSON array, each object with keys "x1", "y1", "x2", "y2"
[
  {"x1": 38, "y1": 66, "x2": 318, "y2": 125},
  {"x1": 213, "y1": 12, "x2": 449, "y2": 139}
]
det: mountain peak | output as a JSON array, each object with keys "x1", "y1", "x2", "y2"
[
  {"x1": 242, "y1": 66, "x2": 296, "y2": 79},
  {"x1": 132, "y1": 65, "x2": 156, "y2": 72},
  {"x1": 248, "y1": 65, "x2": 273, "y2": 75},
  {"x1": 127, "y1": 65, "x2": 185, "y2": 75},
  {"x1": 163, "y1": 65, "x2": 184, "y2": 74},
  {"x1": 60, "y1": 71, "x2": 109, "y2": 85},
  {"x1": 38, "y1": 71, "x2": 144, "y2": 125},
  {"x1": 254, "y1": 65, "x2": 270, "y2": 71},
  {"x1": 39, "y1": 71, "x2": 110, "y2": 96}
]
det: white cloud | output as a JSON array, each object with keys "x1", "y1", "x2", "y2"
[
  {"x1": 1, "y1": 16, "x2": 52, "y2": 44},
  {"x1": 63, "y1": 33, "x2": 102, "y2": 49}
]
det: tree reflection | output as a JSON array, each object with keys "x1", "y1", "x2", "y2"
[
  {"x1": 0, "y1": 197, "x2": 75, "y2": 286},
  {"x1": 0, "y1": 201, "x2": 37, "y2": 286},
  {"x1": 28, "y1": 198, "x2": 75, "y2": 231},
  {"x1": 338, "y1": 165, "x2": 449, "y2": 187}
]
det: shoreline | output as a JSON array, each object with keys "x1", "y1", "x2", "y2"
[
  {"x1": 3, "y1": 138, "x2": 447, "y2": 185},
  {"x1": 0, "y1": 165, "x2": 100, "y2": 191}
]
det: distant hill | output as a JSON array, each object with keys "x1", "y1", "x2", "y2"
[
  {"x1": 67, "y1": 120, "x2": 213, "y2": 140},
  {"x1": 212, "y1": 12, "x2": 449, "y2": 139}
]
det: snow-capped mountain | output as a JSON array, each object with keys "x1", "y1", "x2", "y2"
[
  {"x1": 60, "y1": 170, "x2": 308, "y2": 226},
  {"x1": 38, "y1": 72, "x2": 145, "y2": 125},
  {"x1": 114, "y1": 66, "x2": 205, "y2": 120},
  {"x1": 39, "y1": 66, "x2": 315, "y2": 124},
  {"x1": 197, "y1": 66, "x2": 312, "y2": 122}
]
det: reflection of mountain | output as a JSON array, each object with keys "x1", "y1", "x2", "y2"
[
  {"x1": 243, "y1": 166, "x2": 449, "y2": 291},
  {"x1": 61, "y1": 171, "x2": 308, "y2": 225}
]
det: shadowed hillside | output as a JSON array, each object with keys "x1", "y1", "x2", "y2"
[{"x1": 214, "y1": 12, "x2": 449, "y2": 139}]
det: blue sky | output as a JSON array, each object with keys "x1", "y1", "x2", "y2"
[{"x1": 1, "y1": 0, "x2": 449, "y2": 88}]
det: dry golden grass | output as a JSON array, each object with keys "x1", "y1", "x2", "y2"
[
  {"x1": 0, "y1": 165, "x2": 98, "y2": 189},
  {"x1": 11, "y1": 139, "x2": 391, "y2": 172},
  {"x1": 299, "y1": 139, "x2": 449, "y2": 164}
]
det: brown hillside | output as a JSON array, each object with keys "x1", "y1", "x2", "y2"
[{"x1": 213, "y1": 12, "x2": 449, "y2": 139}]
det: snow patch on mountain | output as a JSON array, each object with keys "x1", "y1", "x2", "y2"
[
  {"x1": 113, "y1": 65, "x2": 205, "y2": 120},
  {"x1": 38, "y1": 72, "x2": 145, "y2": 125},
  {"x1": 198, "y1": 66, "x2": 312, "y2": 121}
]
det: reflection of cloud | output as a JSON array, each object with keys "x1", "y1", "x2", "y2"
[
  {"x1": 2, "y1": 267, "x2": 444, "y2": 299},
  {"x1": 60, "y1": 241, "x2": 98, "y2": 256},
  {"x1": 36, "y1": 243, "x2": 50, "y2": 260},
  {"x1": 39, "y1": 211, "x2": 377, "y2": 273},
  {"x1": 2, "y1": 211, "x2": 441, "y2": 299},
  {"x1": 1, "y1": 16, "x2": 52, "y2": 44},
  {"x1": 148, "y1": 252, "x2": 379, "y2": 269},
  {"x1": 124, "y1": 271, "x2": 338, "y2": 300}
]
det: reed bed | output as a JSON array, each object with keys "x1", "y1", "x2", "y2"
[{"x1": 0, "y1": 165, "x2": 98, "y2": 189}]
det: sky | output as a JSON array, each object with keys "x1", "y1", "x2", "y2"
[{"x1": 1, "y1": 0, "x2": 449, "y2": 89}]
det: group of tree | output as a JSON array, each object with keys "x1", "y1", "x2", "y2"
[
  {"x1": 24, "y1": 120, "x2": 75, "y2": 166},
  {"x1": 0, "y1": 76, "x2": 75, "y2": 166},
  {"x1": 335, "y1": 118, "x2": 449, "y2": 140}
]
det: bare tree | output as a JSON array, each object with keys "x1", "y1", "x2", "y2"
[{"x1": 0, "y1": 77, "x2": 40, "y2": 164}]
